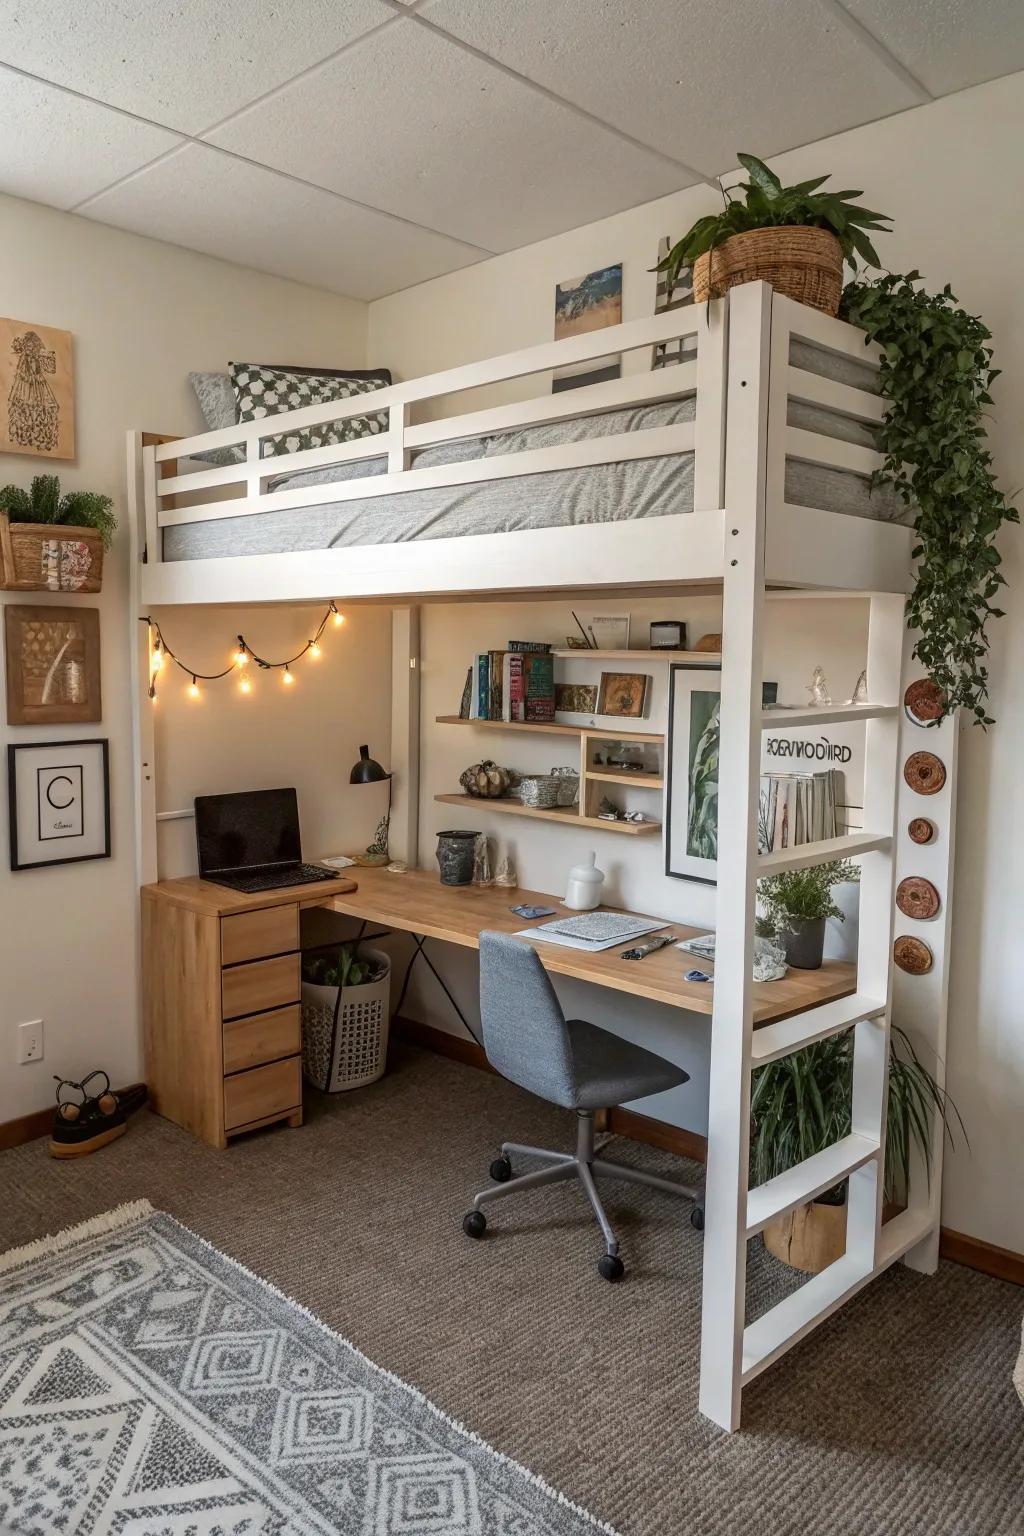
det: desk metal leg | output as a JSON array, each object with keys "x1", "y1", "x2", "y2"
[{"x1": 394, "y1": 932, "x2": 481, "y2": 1046}]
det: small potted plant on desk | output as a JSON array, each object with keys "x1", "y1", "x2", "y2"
[
  {"x1": 757, "y1": 858, "x2": 860, "y2": 971},
  {"x1": 751, "y1": 1029, "x2": 964, "y2": 1274}
]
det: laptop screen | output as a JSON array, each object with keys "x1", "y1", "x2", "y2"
[{"x1": 195, "y1": 788, "x2": 302, "y2": 877}]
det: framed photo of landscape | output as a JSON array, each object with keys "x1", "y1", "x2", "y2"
[{"x1": 665, "y1": 663, "x2": 722, "y2": 884}]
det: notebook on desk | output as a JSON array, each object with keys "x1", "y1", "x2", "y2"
[{"x1": 516, "y1": 913, "x2": 667, "y2": 952}]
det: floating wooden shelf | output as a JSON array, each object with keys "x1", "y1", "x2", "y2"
[
  {"x1": 436, "y1": 715, "x2": 664, "y2": 743},
  {"x1": 553, "y1": 648, "x2": 721, "y2": 663},
  {"x1": 433, "y1": 793, "x2": 661, "y2": 836},
  {"x1": 585, "y1": 768, "x2": 664, "y2": 789}
]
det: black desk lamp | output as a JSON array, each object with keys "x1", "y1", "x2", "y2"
[{"x1": 350, "y1": 744, "x2": 393, "y2": 866}]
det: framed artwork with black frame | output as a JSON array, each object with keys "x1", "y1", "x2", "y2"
[
  {"x1": 8, "y1": 738, "x2": 110, "y2": 871},
  {"x1": 665, "y1": 663, "x2": 722, "y2": 884}
]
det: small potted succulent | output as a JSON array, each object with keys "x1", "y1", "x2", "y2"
[
  {"x1": 757, "y1": 858, "x2": 860, "y2": 970},
  {"x1": 656, "y1": 153, "x2": 890, "y2": 317},
  {"x1": 0, "y1": 474, "x2": 116, "y2": 593}
]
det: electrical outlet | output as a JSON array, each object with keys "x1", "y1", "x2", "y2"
[{"x1": 17, "y1": 1020, "x2": 43, "y2": 1064}]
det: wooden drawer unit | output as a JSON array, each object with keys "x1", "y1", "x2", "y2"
[
  {"x1": 222, "y1": 904, "x2": 298, "y2": 966},
  {"x1": 224, "y1": 1057, "x2": 302, "y2": 1133},
  {"x1": 223, "y1": 1003, "x2": 301, "y2": 1075},
  {"x1": 222, "y1": 953, "x2": 300, "y2": 1021}
]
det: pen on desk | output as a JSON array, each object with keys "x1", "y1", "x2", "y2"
[{"x1": 620, "y1": 933, "x2": 676, "y2": 960}]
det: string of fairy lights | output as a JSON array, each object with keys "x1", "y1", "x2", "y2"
[{"x1": 142, "y1": 602, "x2": 345, "y2": 701}]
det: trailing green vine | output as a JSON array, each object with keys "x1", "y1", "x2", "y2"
[{"x1": 841, "y1": 272, "x2": 1017, "y2": 724}]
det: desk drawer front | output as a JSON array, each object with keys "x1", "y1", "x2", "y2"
[
  {"x1": 223, "y1": 1003, "x2": 300, "y2": 1075},
  {"x1": 224, "y1": 1057, "x2": 301, "y2": 1132},
  {"x1": 221, "y1": 905, "x2": 298, "y2": 966},
  {"x1": 222, "y1": 953, "x2": 299, "y2": 1020}
]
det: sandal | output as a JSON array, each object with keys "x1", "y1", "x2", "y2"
[{"x1": 49, "y1": 1072, "x2": 148, "y2": 1158}]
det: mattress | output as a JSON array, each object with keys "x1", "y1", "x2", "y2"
[{"x1": 164, "y1": 350, "x2": 907, "y2": 564}]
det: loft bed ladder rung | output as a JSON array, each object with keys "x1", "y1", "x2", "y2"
[
  {"x1": 751, "y1": 993, "x2": 886, "y2": 1065},
  {"x1": 745, "y1": 1132, "x2": 880, "y2": 1237},
  {"x1": 757, "y1": 832, "x2": 891, "y2": 874}
]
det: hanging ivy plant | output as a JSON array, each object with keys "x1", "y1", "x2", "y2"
[{"x1": 841, "y1": 272, "x2": 1017, "y2": 725}]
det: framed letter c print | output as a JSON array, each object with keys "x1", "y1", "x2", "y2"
[{"x1": 8, "y1": 738, "x2": 110, "y2": 870}]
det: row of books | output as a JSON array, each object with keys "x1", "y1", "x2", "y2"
[
  {"x1": 759, "y1": 770, "x2": 839, "y2": 852},
  {"x1": 461, "y1": 642, "x2": 556, "y2": 723}
]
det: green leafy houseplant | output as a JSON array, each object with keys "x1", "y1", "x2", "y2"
[
  {"x1": 750, "y1": 1026, "x2": 965, "y2": 1211},
  {"x1": 656, "y1": 152, "x2": 891, "y2": 293},
  {"x1": 758, "y1": 858, "x2": 860, "y2": 929},
  {"x1": 302, "y1": 945, "x2": 387, "y2": 990},
  {"x1": 841, "y1": 272, "x2": 1018, "y2": 723},
  {"x1": 0, "y1": 473, "x2": 117, "y2": 551}
]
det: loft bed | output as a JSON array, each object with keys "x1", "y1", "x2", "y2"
[{"x1": 127, "y1": 283, "x2": 953, "y2": 1434}]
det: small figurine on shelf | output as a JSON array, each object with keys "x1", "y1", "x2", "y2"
[
  {"x1": 494, "y1": 852, "x2": 517, "y2": 887},
  {"x1": 806, "y1": 666, "x2": 832, "y2": 706},
  {"x1": 596, "y1": 795, "x2": 621, "y2": 821},
  {"x1": 847, "y1": 668, "x2": 868, "y2": 705},
  {"x1": 472, "y1": 834, "x2": 493, "y2": 886}
]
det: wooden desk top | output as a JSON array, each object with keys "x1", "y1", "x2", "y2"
[
  {"x1": 320, "y1": 866, "x2": 855, "y2": 1026},
  {"x1": 142, "y1": 872, "x2": 358, "y2": 918}
]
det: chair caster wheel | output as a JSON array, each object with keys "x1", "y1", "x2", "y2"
[
  {"x1": 489, "y1": 1156, "x2": 512, "y2": 1183},
  {"x1": 598, "y1": 1253, "x2": 624, "y2": 1282},
  {"x1": 690, "y1": 1204, "x2": 705, "y2": 1232},
  {"x1": 463, "y1": 1211, "x2": 487, "y2": 1239}
]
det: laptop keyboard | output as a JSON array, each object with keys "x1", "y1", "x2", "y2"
[{"x1": 216, "y1": 863, "x2": 340, "y2": 894}]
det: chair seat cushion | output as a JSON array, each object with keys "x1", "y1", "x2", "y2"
[{"x1": 565, "y1": 1018, "x2": 689, "y2": 1110}]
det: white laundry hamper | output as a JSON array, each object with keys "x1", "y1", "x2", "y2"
[{"x1": 301, "y1": 947, "x2": 391, "y2": 1093}]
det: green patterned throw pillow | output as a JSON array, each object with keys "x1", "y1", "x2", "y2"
[{"x1": 229, "y1": 362, "x2": 389, "y2": 458}]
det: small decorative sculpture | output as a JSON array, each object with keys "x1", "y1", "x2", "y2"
[
  {"x1": 472, "y1": 834, "x2": 493, "y2": 886},
  {"x1": 459, "y1": 760, "x2": 511, "y2": 798},
  {"x1": 596, "y1": 795, "x2": 621, "y2": 821},
  {"x1": 847, "y1": 669, "x2": 868, "y2": 705},
  {"x1": 806, "y1": 666, "x2": 831, "y2": 706},
  {"x1": 494, "y1": 853, "x2": 517, "y2": 888}
]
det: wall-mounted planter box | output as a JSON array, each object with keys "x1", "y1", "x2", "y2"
[{"x1": 0, "y1": 511, "x2": 104, "y2": 592}]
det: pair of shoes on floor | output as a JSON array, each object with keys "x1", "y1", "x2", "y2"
[{"x1": 48, "y1": 1071, "x2": 149, "y2": 1159}]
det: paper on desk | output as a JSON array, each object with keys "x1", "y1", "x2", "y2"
[{"x1": 517, "y1": 919, "x2": 667, "y2": 953}]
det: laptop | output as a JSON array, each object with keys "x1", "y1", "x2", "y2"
[{"x1": 195, "y1": 787, "x2": 338, "y2": 894}]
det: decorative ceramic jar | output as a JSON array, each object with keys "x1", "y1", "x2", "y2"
[
  {"x1": 436, "y1": 829, "x2": 478, "y2": 885},
  {"x1": 564, "y1": 851, "x2": 604, "y2": 911},
  {"x1": 459, "y1": 760, "x2": 511, "y2": 798}
]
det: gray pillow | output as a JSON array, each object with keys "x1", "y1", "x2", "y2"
[{"x1": 188, "y1": 372, "x2": 243, "y2": 466}]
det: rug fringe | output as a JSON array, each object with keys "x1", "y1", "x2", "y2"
[
  {"x1": 0, "y1": 1198, "x2": 154, "y2": 1275},
  {"x1": 156, "y1": 1209, "x2": 623, "y2": 1536}
]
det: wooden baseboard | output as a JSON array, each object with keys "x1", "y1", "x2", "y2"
[
  {"x1": 0, "y1": 1105, "x2": 52, "y2": 1152},
  {"x1": 939, "y1": 1227, "x2": 1024, "y2": 1287},
  {"x1": 392, "y1": 1014, "x2": 494, "y2": 1074}
]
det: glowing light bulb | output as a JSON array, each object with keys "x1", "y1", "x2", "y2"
[
  {"x1": 151, "y1": 643, "x2": 164, "y2": 674},
  {"x1": 332, "y1": 608, "x2": 345, "y2": 627},
  {"x1": 282, "y1": 666, "x2": 295, "y2": 686},
  {"x1": 308, "y1": 641, "x2": 321, "y2": 660},
  {"x1": 239, "y1": 674, "x2": 252, "y2": 695},
  {"x1": 188, "y1": 676, "x2": 200, "y2": 700},
  {"x1": 234, "y1": 643, "x2": 249, "y2": 668}
]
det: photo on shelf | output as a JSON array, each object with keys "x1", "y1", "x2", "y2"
[
  {"x1": 597, "y1": 671, "x2": 650, "y2": 719},
  {"x1": 555, "y1": 683, "x2": 598, "y2": 715}
]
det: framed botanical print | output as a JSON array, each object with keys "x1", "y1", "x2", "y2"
[
  {"x1": 4, "y1": 604, "x2": 101, "y2": 726},
  {"x1": 8, "y1": 738, "x2": 110, "y2": 870},
  {"x1": 665, "y1": 664, "x2": 722, "y2": 884}
]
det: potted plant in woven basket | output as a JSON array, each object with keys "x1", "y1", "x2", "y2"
[
  {"x1": 752, "y1": 1027, "x2": 964, "y2": 1273},
  {"x1": 0, "y1": 474, "x2": 115, "y2": 593},
  {"x1": 656, "y1": 153, "x2": 890, "y2": 317}
]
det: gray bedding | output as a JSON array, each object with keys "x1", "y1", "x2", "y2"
[{"x1": 164, "y1": 356, "x2": 906, "y2": 564}]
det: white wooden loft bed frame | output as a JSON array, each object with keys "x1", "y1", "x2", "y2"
[{"x1": 127, "y1": 284, "x2": 954, "y2": 1433}]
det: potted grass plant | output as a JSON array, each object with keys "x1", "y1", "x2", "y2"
[
  {"x1": 757, "y1": 858, "x2": 860, "y2": 970},
  {"x1": 752, "y1": 1027, "x2": 964, "y2": 1273},
  {"x1": 656, "y1": 152, "x2": 890, "y2": 317},
  {"x1": 0, "y1": 474, "x2": 115, "y2": 593}
]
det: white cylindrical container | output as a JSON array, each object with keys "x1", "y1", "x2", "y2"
[{"x1": 564, "y1": 850, "x2": 604, "y2": 910}]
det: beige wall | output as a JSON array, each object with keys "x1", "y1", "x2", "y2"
[
  {"x1": 0, "y1": 193, "x2": 369, "y2": 1129},
  {"x1": 370, "y1": 73, "x2": 1024, "y2": 1255}
]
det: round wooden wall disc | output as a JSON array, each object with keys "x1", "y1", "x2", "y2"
[
  {"x1": 904, "y1": 677, "x2": 946, "y2": 724},
  {"x1": 904, "y1": 751, "x2": 946, "y2": 796},
  {"x1": 908, "y1": 817, "x2": 936, "y2": 845},
  {"x1": 896, "y1": 876, "x2": 941, "y2": 920},
  {"x1": 894, "y1": 935, "x2": 934, "y2": 975},
  {"x1": 694, "y1": 632, "x2": 722, "y2": 654}
]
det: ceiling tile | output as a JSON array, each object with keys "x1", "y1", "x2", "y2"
[
  {"x1": 418, "y1": 0, "x2": 920, "y2": 175},
  {"x1": 0, "y1": 0, "x2": 390, "y2": 134},
  {"x1": 79, "y1": 142, "x2": 487, "y2": 299},
  {"x1": 0, "y1": 66, "x2": 180, "y2": 208},
  {"x1": 840, "y1": 0, "x2": 1024, "y2": 96},
  {"x1": 206, "y1": 20, "x2": 692, "y2": 252}
]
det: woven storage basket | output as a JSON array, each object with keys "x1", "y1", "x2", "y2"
[
  {"x1": 693, "y1": 226, "x2": 844, "y2": 316},
  {"x1": 301, "y1": 947, "x2": 391, "y2": 1093},
  {"x1": 0, "y1": 512, "x2": 104, "y2": 592},
  {"x1": 519, "y1": 774, "x2": 561, "y2": 809}
]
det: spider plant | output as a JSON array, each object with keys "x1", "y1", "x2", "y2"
[
  {"x1": 750, "y1": 1026, "x2": 965, "y2": 1206},
  {"x1": 0, "y1": 474, "x2": 117, "y2": 551}
]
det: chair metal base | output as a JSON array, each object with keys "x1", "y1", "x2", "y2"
[{"x1": 470, "y1": 1110, "x2": 700, "y2": 1261}]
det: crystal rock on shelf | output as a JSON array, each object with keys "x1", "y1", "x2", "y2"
[
  {"x1": 493, "y1": 854, "x2": 517, "y2": 887},
  {"x1": 806, "y1": 665, "x2": 832, "y2": 706},
  {"x1": 472, "y1": 834, "x2": 493, "y2": 886},
  {"x1": 847, "y1": 669, "x2": 868, "y2": 705}
]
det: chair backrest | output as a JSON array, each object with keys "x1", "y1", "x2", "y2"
[{"x1": 478, "y1": 931, "x2": 576, "y2": 1108}]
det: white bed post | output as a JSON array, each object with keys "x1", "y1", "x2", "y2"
[
  {"x1": 390, "y1": 606, "x2": 421, "y2": 867},
  {"x1": 127, "y1": 430, "x2": 158, "y2": 887},
  {"x1": 698, "y1": 283, "x2": 772, "y2": 1432}
]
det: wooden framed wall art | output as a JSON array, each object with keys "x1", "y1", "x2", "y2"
[
  {"x1": 0, "y1": 318, "x2": 75, "y2": 460},
  {"x1": 4, "y1": 604, "x2": 101, "y2": 726}
]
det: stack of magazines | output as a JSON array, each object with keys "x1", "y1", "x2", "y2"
[{"x1": 759, "y1": 770, "x2": 838, "y2": 851}]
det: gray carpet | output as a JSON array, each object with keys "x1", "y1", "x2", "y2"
[{"x1": 1, "y1": 1042, "x2": 1021, "y2": 1535}]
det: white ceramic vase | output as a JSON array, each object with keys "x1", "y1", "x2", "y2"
[{"x1": 564, "y1": 850, "x2": 604, "y2": 910}]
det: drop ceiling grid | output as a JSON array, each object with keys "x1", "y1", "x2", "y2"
[{"x1": 1, "y1": 0, "x2": 1023, "y2": 298}]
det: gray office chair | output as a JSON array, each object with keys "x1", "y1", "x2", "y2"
[{"x1": 462, "y1": 931, "x2": 701, "y2": 1280}]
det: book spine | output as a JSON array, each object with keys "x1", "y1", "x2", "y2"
[
  {"x1": 508, "y1": 654, "x2": 524, "y2": 721},
  {"x1": 523, "y1": 653, "x2": 555, "y2": 722},
  {"x1": 477, "y1": 654, "x2": 489, "y2": 719},
  {"x1": 488, "y1": 650, "x2": 505, "y2": 722},
  {"x1": 507, "y1": 640, "x2": 552, "y2": 653}
]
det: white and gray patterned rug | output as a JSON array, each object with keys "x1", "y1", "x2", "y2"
[{"x1": 0, "y1": 1201, "x2": 616, "y2": 1536}]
